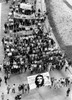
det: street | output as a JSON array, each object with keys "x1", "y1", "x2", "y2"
[{"x1": 0, "y1": 0, "x2": 72, "y2": 100}]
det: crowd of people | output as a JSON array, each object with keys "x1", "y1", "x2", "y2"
[
  {"x1": 0, "y1": 0, "x2": 72, "y2": 100},
  {"x1": 49, "y1": 76, "x2": 72, "y2": 97},
  {"x1": 2, "y1": 0, "x2": 72, "y2": 78},
  {"x1": 0, "y1": 81, "x2": 30, "y2": 100},
  {"x1": 2, "y1": 30, "x2": 71, "y2": 77},
  {"x1": 2, "y1": 26, "x2": 56, "y2": 76},
  {"x1": 50, "y1": 76, "x2": 72, "y2": 89},
  {"x1": 2, "y1": 0, "x2": 52, "y2": 76},
  {"x1": 4, "y1": 0, "x2": 46, "y2": 33}
]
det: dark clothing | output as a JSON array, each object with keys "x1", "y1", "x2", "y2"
[
  {"x1": 27, "y1": 84, "x2": 30, "y2": 93},
  {"x1": 0, "y1": 78, "x2": 2, "y2": 86},
  {"x1": 4, "y1": 76, "x2": 8, "y2": 84},
  {"x1": 7, "y1": 86, "x2": 10, "y2": 94},
  {"x1": 6, "y1": 0, "x2": 8, "y2": 3},
  {"x1": 65, "y1": 67, "x2": 68, "y2": 71},
  {"x1": 65, "y1": 78, "x2": 70, "y2": 86},
  {"x1": 66, "y1": 88, "x2": 70, "y2": 96}
]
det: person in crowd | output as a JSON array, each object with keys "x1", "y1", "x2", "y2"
[
  {"x1": 0, "y1": 64, "x2": 2, "y2": 71},
  {"x1": 60, "y1": 78, "x2": 65, "y2": 87},
  {"x1": 12, "y1": 84, "x2": 15, "y2": 93},
  {"x1": 21, "y1": 0, "x2": 25, "y2": 3},
  {"x1": 65, "y1": 66, "x2": 68, "y2": 72},
  {"x1": 27, "y1": 84, "x2": 30, "y2": 93},
  {"x1": 18, "y1": 83, "x2": 25, "y2": 94},
  {"x1": 24, "y1": 84, "x2": 28, "y2": 93},
  {"x1": 50, "y1": 77, "x2": 54, "y2": 88},
  {"x1": 65, "y1": 77, "x2": 70, "y2": 87},
  {"x1": 1, "y1": 93, "x2": 4, "y2": 100},
  {"x1": 12, "y1": 0, "x2": 16, "y2": 5},
  {"x1": 15, "y1": 94, "x2": 22, "y2": 100},
  {"x1": 22, "y1": 84, "x2": 25, "y2": 94},
  {"x1": 24, "y1": 64, "x2": 27, "y2": 72},
  {"x1": 6, "y1": 0, "x2": 8, "y2": 3},
  {"x1": 66, "y1": 88, "x2": 70, "y2": 97},
  {"x1": 7, "y1": 85, "x2": 11, "y2": 94},
  {"x1": 0, "y1": 77, "x2": 2, "y2": 86},
  {"x1": 4, "y1": 76, "x2": 8, "y2": 85}
]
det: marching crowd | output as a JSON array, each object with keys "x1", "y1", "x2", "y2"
[
  {"x1": 0, "y1": 77, "x2": 30, "y2": 100},
  {"x1": 50, "y1": 76, "x2": 72, "y2": 89},
  {"x1": 2, "y1": 28, "x2": 71, "y2": 77},
  {"x1": 0, "y1": 0, "x2": 72, "y2": 100},
  {"x1": 4, "y1": 0, "x2": 44, "y2": 33},
  {"x1": 2, "y1": 0, "x2": 56, "y2": 76},
  {"x1": 2, "y1": 25, "x2": 56, "y2": 76},
  {"x1": 2, "y1": 0, "x2": 72, "y2": 78}
]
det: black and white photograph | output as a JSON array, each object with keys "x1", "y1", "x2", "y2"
[{"x1": 0, "y1": 0, "x2": 72, "y2": 100}]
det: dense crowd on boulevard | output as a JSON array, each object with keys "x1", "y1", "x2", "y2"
[
  {"x1": 0, "y1": 0, "x2": 72, "y2": 100},
  {"x1": 2, "y1": 0, "x2": 72, "y2": 77}
]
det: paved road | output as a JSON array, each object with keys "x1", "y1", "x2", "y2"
[
  {"x1": 0, "y1": 0, "x2": 72, "y2": 100},
  {"x1": 45, "y1": 0, "x2": 72, "y2": 61}
]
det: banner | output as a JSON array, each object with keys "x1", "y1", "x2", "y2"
[
  {"x1": 20, "y1": 3, "x2": 32, "y2": 10},
  {"x1": 27, "y1": 72, "x2": 51, "y2": 90},
  {"x1": 14, "y1": 12, "x2": 35, "y2": 19}
]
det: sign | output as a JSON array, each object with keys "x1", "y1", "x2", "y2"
[
  {"x1": 20, "y1": 3, "x2": 32, "y2": 10},
  {"x1": 27, "y1": 72, "x2": 51, "y2": 90},
  {"x1": 14, "y1": 12, "x2": 35, "y2": 19}
]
